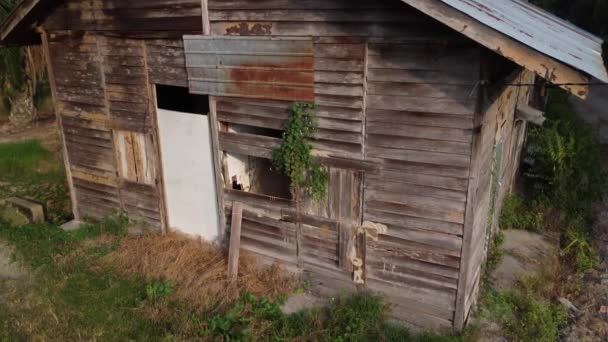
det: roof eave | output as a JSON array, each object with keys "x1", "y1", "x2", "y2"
[
  {"x1": 400, "y1": 0, "x2": 595, "y2": 99},
  {"x1": 0, "y1": 0, "x2": 49, "y2": 46}
]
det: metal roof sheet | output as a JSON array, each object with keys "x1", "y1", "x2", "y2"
[{"x1": 440, "y1": 0, "x2": 608, "y2": 83}]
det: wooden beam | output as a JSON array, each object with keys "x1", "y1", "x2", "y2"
[
  {"x1": 227, "y1": 202, "x2": 243, "y2": 283},
  {"x1": 39, "y1": 27, "x2": 80, "y2": 221},
  {"x1": 398, "y1": 0, "x2": 590, "y2": 99},
  {"x1": 516, "y1": 104, "x2": 546, "y2": 126},
  {"x1": 453, "y1": 73, "x2": 485, "y2": 331},
  {"x1": 1, "y1": 0, "x2": 39, "y2": 41},
  {"x1": 201, "y1": 0, "x2": 210, "y2": 35}
]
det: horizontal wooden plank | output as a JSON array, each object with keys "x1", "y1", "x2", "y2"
[
  {"x1": 315, "y1": 71, "x2": 363, "y2": 85},
  {"x1": 366, "y1": 109, "x2": 473, "y2": 129},
  {"x1": 369, "y1": 158, "x2": 469, "y2": 179},
  {"x1": 365, "y1": 178, "x2": 466, "y2": 202},
  {"x1": 209, "y1": 9, "x2": 414, "y2": 22},
  {"x1": 364, "y1": 208, "x2": 463, "y2": 236},
  {"x1": 368, "y1": 68, "x2": 477, "y2": 85},
  {"x1": 365, "y1": 190, "x2": 465, "y2": 223},
  {"x1": 366, "y1": 146, "x2": 470, "y2": 168},
  {"x1": 366, "y1": 134, "x2": 470, "y2": 155},
  {"x1": 208, "y1": 0, "x2": 400, "y2": 10},
  {"x1": 365, "y1": 198, "x2": 463, "y2": 225},
  {"x1": 368, "y1": 82, "x2": 476, "y2": 99},
  {"x1": 369, "y1": 236, "x2": 461, "y2": 266},
  {"x1": 367, "y1": 95, "x2": 476, "y2": 115}
]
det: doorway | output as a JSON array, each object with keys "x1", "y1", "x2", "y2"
[{"x1": 155, "y1": 85, "x2": 220, "y2": 240}]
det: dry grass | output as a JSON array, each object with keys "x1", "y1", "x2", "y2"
[{"x1": 106, "y1": 232, "x2": 295, "y2": 313}]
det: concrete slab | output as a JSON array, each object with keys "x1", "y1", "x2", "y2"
[
  {"x1": 60, "y1": 220, "x2": 83, "y2": 232},
  {"x1": 0, "y1": 241, "x2": 25, "y2": 281},
  {"x1": 490, "y1": 229, "x2": 557, "y2": 290},
  {"x1": 4, "y1": 197, "x2": 44, "y2": 223}
]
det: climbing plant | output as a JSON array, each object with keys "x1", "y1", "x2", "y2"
[{"x1": 272, "y1": 102, "x2": 328, "y2": 201}]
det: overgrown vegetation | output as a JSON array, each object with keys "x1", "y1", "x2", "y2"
[
  {"x1": 480, "y1": 89, "x2": 606, "y2": 340},
  {"x1": 501, "y1": 89, "x2": 605, "y2": 273},
  {"x1": 272, "y1": 102, "x2": 329, "y2": 200}
]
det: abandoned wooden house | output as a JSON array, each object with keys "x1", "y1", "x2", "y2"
[{"x1": 2, "y1": 0, "x2": 607, "y2": 330}]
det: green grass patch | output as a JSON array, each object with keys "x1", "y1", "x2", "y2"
[
  {"x1": 0, "y1": 213, "x2": 464, "y2": 341},
  {"x1": 500, "y1": 195, "x2": 546, "y2": 232},
  {"x1": 0, "y1": 139, "x2": 55, "y2": 180},
  {"x1": 0, "y1": 139, "x2": 71, "y2": 223},
  {"x1": 0, "y1": 213, "x2": 168, "y2": 340}
]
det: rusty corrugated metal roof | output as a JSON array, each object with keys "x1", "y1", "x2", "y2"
[{"x1": 439, "y1": 0, "x2": 608, "y2": 83}]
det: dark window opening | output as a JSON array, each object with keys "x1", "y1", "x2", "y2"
[
  {"x1": 224, "y1": 152, "x2": 292, "y2": 200},
  {"x1": 226, "y1": 123, "x2": 283, "y2": 139},
  {"x1": 250, "y1": 158, "x2": 292, "y2": 199},
  {"x1": 156, "y1": 84, "x2": 209, "y2": 114}
]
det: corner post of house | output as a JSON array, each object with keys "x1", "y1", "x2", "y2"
[
  {"x1": 453, "y1": 53, "x2": 487, "y2": 330},
  {"x1": 37, "y1": 26, "x2": 80, "y2": 221}
]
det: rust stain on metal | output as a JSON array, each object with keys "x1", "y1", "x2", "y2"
[
  {"x1": 227, "y1": 59, "x2": 314, "y2": 101},
  {"x1": 225, "y1": 23, "x2": 272, "y2": 36}
]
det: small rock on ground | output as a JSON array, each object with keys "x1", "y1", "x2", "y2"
[{"x1": 0, "y1": 241, "x2": 26, "y2": 281}]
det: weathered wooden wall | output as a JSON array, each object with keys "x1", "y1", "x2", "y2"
[
  {"x1": 44, "y1": 0, "x2": 203, "y2": 37},
  {"x1": 201, "y1": 0, "x2": 481, "y2": 329},
  {"x1": 363, "y1": 42, "x2": 479, "y2": 328},
  {"x1": 42, "y1": 0, "x2": 200, "y2": 231},
  {"x1": 456, "y1": 67, "x2": 534, "y2": 327},
  {"x1": 39, "y1": 0, "x2": 537, "y2": 331}
]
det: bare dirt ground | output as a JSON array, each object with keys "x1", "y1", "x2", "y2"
[{"x1": 0, "y1": 117, "x2": 61, "y2": 151}]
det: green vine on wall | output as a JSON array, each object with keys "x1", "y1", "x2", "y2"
[{"x1": 272, "y1": 102, "x2": 328, "y2": 201}]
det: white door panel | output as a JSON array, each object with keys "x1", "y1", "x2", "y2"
[{"x1": 157, "y1": 108, "x2": 220, "y2": 240}]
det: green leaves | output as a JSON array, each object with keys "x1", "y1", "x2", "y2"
[
  {"x1": 146, "y1": 280, "x2": 174, "y2": 302},
  {"x1": 272, "y1": 102, "x2": 329, "y2": 201}
]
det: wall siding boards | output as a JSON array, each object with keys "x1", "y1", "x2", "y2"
[
  {"x1": 362, "y1": 40, "x2": 480, "y2": 328},
  {"x1": 45, "y1": 31, "x2": 165, "y2": 231}
]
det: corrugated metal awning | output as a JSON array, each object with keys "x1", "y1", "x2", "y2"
[
  {"x1": 184, "y1": 36, "x2": 314, "y2": 102},
  {"x1": 439, "y1": 0, "x2": 608, "y2": 83}
]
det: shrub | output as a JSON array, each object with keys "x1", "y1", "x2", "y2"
[
  {"x1": 482, "y1": 289, "x2": 566, "y2": 342},
  {"x1": 525, "y1": 90, "x2": 606, "y2": 218},
  {"x1": 509, "y1": 295, "x2": 566, "y2": 342}
]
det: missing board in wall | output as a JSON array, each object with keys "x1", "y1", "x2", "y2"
[
  {"x1": 222, "y1": 122, "x2": 291, "y2": 199},
  {"x1": 226, "y1": 153, "x2": 292, "y2": 200},
  {"x1": 156, "y1": 84, "x2": 210, "y2": 114},
  {"x1": 225, "y1": 152, "x2": 292, "y2": 200}
]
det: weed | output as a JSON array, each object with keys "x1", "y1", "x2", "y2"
[
  {"x1": 500, "y1": 195, "x2": 546, "y2": 232},
  {"x1": 562, "y1": 222, "x2": 598, "y2": 273},
  {"x1": 146, "y1": 280, "x2": 174, "y2": 302}
]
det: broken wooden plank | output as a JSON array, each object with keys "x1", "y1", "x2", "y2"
[
  {"x1": 227, "y1": 201, "x2": 243, "y2": 283},
  {"x1": 516, "y1": 104, "x2": 546, "y2": 126}
]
